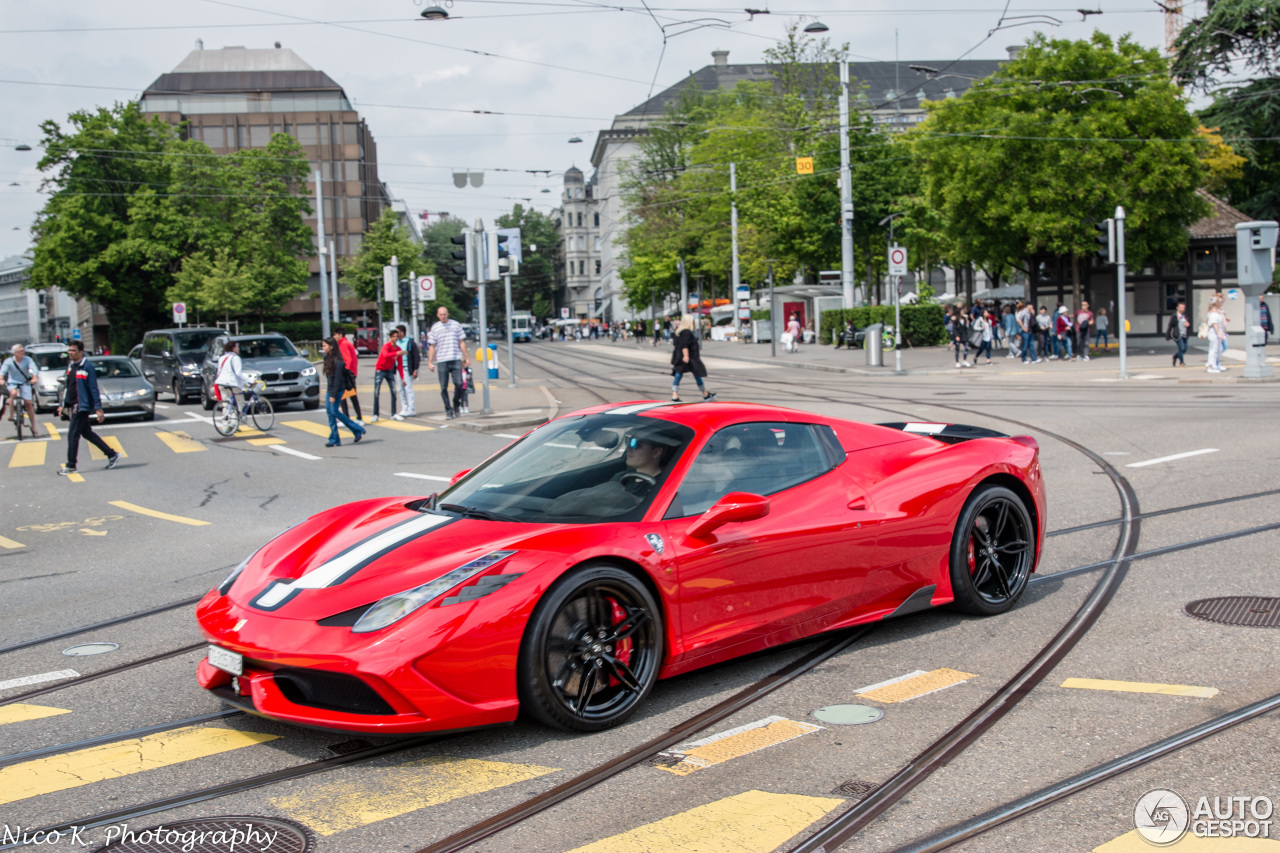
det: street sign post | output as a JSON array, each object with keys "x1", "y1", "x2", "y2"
[
  {"x1": 888, "y1": 245, "x2": 908, "y2": 276},
  {"x1": 795, "y1": 157, "x2": 814, "y2": 175},
  {"x1": 560, "y1": 307, "x2": 570, "y2": 319},
  {"x1": 172, "y1": 302, "x2": 187, "y2": 326}
]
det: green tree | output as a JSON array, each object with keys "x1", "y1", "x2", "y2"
[
  {"x1": 1173, "y1": 0, "x2": 1280, "y2": 220},
  {"x1": 30, "y1": 103, "x2": 178, "y2": 349},
  {"x1": 342, "y1": 208, "x2": 426, "y2": 305},
  {"x1": 914, "y1": 31, "x2": 1209, "y2": 304}
]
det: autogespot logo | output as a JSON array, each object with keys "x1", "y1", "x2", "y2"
[{"x1": 1135, "y1": 789, "x2": 1190, "y2": 846}]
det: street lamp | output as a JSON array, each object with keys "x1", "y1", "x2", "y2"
[
  {"x1": 803, "y1": 20, "x2": 829, "y2": 33},
  {"x1": 568, "y1": 137, "x2": 583, "y2": 143},
  {"x1": 14, "y1": 144, "x2": 32, "y2": 151},
  {"x1": 419, "y1": 6, "x2": 449, "y2": 20}
]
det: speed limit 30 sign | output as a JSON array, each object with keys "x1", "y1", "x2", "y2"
[{"x1": 888, "y1": 245, "x2": 908, "y2": 276}]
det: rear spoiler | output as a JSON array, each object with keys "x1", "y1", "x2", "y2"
[{"x1": 878, "y1": 422, "x2": 1009, "y2": 445}]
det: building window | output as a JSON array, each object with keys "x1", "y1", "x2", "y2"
[
  {"x1": 595, "y1": 259, "x2": 601, "y2": 274},
  {"x1": 237, "y1": 125, "x2": 249, "y2": 148},
  {"x1": 594, "y1": 212, "x2": 600, "y2": 227},
  {"x1": 567, "y1": 260, "x2": 573, "y2": 277},
  {"x1": 343, "y1": 124, "x2": 359, "y2": 145},
  {"x1": 249, "y1": 125, "x2": 271, "y2": 147},
  {"x1": 201, "y1": 126, "x2": 225, "y2": 148},
  {"x1": 297, "y1": 124, "x2": 318, "y2": 146},
  {"x1": 1223, "y1": 247, "x2": 1237, "y2": 274},
  {"x1": 579, "y1": 260, "x2": 585, "y2": 275},
  {"x1": 1164, "y1": 282, "x2": 1186, "y2": 311},
  {"x1": 577, "y1": 212, "x2": 583, "y2": 227},
  {"x1": 347, "y1": 234, "x2": 362, "y2": 255},
  {"x1": 594, "y1": 236, "x2": 601, "y2": 250},
  {"x1": 1193, "y1": 248, "x2": 1216, "y2": 277},
  {"x1": 577, "y1": 236, "x2": 585, "y2": 251}
]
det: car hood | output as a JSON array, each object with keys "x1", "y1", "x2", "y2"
[
  {"x1": 241, "y1": 356, "x2": 311, "y2": 373},
  {"x1": 228, "y1": 498, "x2": 555, "y2": 621},
  {"x1": 98, "y1": 377, "x2": 150, "y2": 393}
]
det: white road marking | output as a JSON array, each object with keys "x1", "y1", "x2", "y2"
[
  {"x1": 184, "y1": 412, "x2": 214, "y2": 426},
  {"x1": 154, "y1": 404, "x2": 171, "y2": 410},
  {"x1": 1126, "y1": 448, "x2": 1219, "y2": 468},
  {"x1": 852, "y1": 670, "x2": 928, "y2": 694},
  {"x1": 395, "y1": 473, "x2": 451, "y2": 482},
  {"x1": 272, "y1": 446, "x2": 321, "y2": 461},
  {"x1": 0, "y1": 670, "x2": 80, "y2": 691}
]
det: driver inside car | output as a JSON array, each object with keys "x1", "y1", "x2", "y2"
[{"x1": 546, "y1": 428, "x2": 678, "y2": 517}]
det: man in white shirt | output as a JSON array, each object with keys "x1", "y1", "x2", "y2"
[
  {"x1": 1, "y1": 344, "x2": 42, "y2": 438},
  {"x1": 427, "y1": 307, "x2": 470, "y2": 420}
]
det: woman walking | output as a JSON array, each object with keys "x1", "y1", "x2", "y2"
[
  {"x1": 951, "y1": 308, "x2": 972, "y2": 368},
  {"x1": 975, "y1": 308, "x2": 994, "y2": 365},
  {"x1": 671, "y1": 314, "x2": 716, "y2": 402},
  {"x1": 321, "y1": 337, "x2": 366, "y2": 446}
]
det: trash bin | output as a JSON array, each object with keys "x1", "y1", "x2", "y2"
[{"x1": 865, "y1": 323, "x2": 884, "y2": 367}]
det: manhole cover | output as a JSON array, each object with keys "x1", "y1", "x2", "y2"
[
  {"x1": 832, "y1": 779, "x2": 878, "y2": 798},
  {"x1": 96, "y1": 815, "x2": 313, "y2": 852},
  {"x1": 813, "y1": 704, "x2": 883, "y2": 725},
  {"x1": 1185, "y1": 597, "x2": 1280, "y2": 628},
  {"x1": 63, "y1": 642, "x2": 119, "y2": 656}
]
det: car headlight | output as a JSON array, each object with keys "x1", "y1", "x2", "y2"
[
  {"x1": 300, "y1": 366, "x2": 317, "y2": 377},
  {"x1": 182, "y1": 365, "x2": 200, "y2": 376},
  {"x1": 352, "y1": 550, "x2": 516, "y2": 633}
]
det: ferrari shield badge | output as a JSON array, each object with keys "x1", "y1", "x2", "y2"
[{"x1": 645, "y1": 533, "x2": 665, "y2": 554}]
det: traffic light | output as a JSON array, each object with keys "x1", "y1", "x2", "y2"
[
  {"x1": 1095, "y1": 218, "x2": 1115, "y2": 264},
  {"x1": 486, "y1": 231, "x2": 510, "y2": 281},
  {"x1": 450, "y1": 230, "x2": 477, "y2": 280},
  {"x1": 398, "y1": 278, "x2": 412, "y2": 317}
]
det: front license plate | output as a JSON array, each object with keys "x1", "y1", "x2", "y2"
[{"x1": 207, "y1": 645, "x2": 243, "y2": 676}]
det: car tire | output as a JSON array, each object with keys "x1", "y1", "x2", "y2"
[
  {"x1": 517, "y1": 564, "x2": 663, "y2": 733},
  {"x1": 949, "y1": 484, "x2": 1035, "y2": 616},
  {"x1": 200, "y1": 382, "x2": 214, "y2": 411},
  {"x1": 172, "y1": 381, "x2": 185, "y2": 404}
]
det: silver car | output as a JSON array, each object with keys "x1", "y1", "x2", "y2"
[
  {"x1": 26, "y1": 342, "x2": 70, "y2": 413},
  {"x1": 87, "y1": 356, "x2": 156, "y2": 421},
  {"x1": 199, "y1": 334, "x2": 320, "y2": 411}
]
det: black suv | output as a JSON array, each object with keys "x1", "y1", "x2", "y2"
[{"x1": 140, "y1": 328, "x2": 226, "y2": 403}]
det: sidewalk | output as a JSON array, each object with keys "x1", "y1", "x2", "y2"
[
  {"x1": 351, "y1": 374, "x2": 558, "y2": 433},
  {"x1": 569, "y1": 337, "x2": 1280, "y2": 385}
]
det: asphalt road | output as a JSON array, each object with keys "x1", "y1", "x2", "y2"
[{"x1": 1, "y1": 340, "x2": 1276, "y2": 853}]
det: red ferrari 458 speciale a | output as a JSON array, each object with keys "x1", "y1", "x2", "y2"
[{"x1": 197, "y1": 401, "x2": 1045, "y2": 734}]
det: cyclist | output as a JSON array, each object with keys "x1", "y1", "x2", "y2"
[
  {"x1": 213, "y1": 340, "x2": 249, "y2": 411},
  {"x1": 1, "y1": 344, "x2": 42, "y2": 438}
]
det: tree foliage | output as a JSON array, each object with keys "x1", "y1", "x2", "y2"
[
  {"x1": 913, "y1": 31, "x2": 1208, "y2": 300},
  {"x1": 495, "y1": 203, "x2": 561, "y2": 322},
  {"x1": 30, "y1": 104, "x2": 313, "y2": 348},
  {"x1": 1174, "y1": 0, "x2": 1280, "y2": 220}
]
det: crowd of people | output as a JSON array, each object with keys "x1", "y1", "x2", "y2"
[{"x1": 946, "y1": 298, "x2": 1109, "y2": 368}]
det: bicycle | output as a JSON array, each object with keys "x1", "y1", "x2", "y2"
[
  {"x1": 8, "y1": 388, "x2": 35, "y2": 440},
  {"x1": 213, "y1": 380, "x2": 274, "y2": 436}
]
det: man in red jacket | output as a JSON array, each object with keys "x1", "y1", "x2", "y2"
[
  {"x1": 371, "y1": 328, "x2": 402, "y2": 423},
  {"x1": 336, "y1": 332, "x2": 362, "y2": 423}
]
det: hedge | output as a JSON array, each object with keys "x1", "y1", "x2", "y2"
[
  {"x1": 819, "y1": 305, "x2": 948, "y2": 347},
  {"x1": 260, "y1": 320, "x2": 358, "y2": 341}
]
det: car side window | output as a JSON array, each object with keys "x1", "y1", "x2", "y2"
[
  {"x1": 667, "y1": 422, "x2": 834, "y2": 518},
  {"x1": 144, "y1": 336, "x2": 162, "y2": 356}
]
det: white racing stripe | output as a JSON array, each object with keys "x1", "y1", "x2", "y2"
[
  {"x1": 273, "y1": 446, "x2": 322, "y2": 461},
  {"x1": 395, "y1": 473, "x2": 451, "y2": 482},
  {"x1": 252, "y1": 513, "x2": 452, "y2": 608},
  {"x1": 1126, "y1": 448, "x2": 1219, "y2": 468},
  {"x1": 491, "y1": 433, "x2": 523, "y2": 439},
  {"x1": 0, "y1": 670, "x2": 80, "y2": 691}
]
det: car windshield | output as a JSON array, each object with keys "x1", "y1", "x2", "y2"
[
  {"x1": 92, "y1": 358, "x2": 140, "y2": 378},
  {"x1": 236, "y1": 338, "x2": 298, "y2": 359},
  {"x1": 174, "y1": 331, "x2": 223, "y2": 354},
  {"x1": 436, "y1": 413, "x2": 695, "y2": 524},
  {"x1": 32, "y1": 351, "x2": 69, "y2": 371}
]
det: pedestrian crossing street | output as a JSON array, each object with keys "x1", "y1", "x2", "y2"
[{"x1": 3, "y1": 418, "x2": 434, "y2": 471}]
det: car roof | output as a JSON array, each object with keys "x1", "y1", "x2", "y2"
[
  {"x1": 25, "y1": 343, "x2": 68, "y2": 351},
  {"x1": 144, "y1": 327, "x2": 227, "y2": 335},
  {"x1": 223, "y1": 334, "x2": 290, "y2": 341}
]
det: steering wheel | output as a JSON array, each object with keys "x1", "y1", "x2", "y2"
[{"x1": 619, "y1": 472, "x2": 657, "y2": 491}]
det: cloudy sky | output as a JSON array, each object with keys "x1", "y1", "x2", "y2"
[{"x1": 0, "y1": 0, "x2": 1183, "y2": 260}]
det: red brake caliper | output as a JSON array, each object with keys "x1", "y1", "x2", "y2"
[{"x1": 609, "y1": 598, "x2": 632, "y2": 685}]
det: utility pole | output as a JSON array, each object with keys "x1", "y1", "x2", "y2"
[
  {"x1": 838, "y1": 61, "x2": 856, "y2": 308},
  {"x1": 391, "y1": 254, "x2": 401, "y2": 327},
  {"x1": 678, "y1": 258, "x2": 689, "y2": 319},
  {"x1": 329, "y1": 238, "x2": 339, "y2": 326},
  {"x1": 408, "y1": 269, "x2": 418, "y2": 346},
  {"x1": 504, "y1": 271, "x2": 516, "y2": 387},
  {"x1": 730, "y1": 162, "x2": 741, "y2": 301},
  {"x1": 1115, "y1": 205, "x2": 1128, "y2": 380},
  {"x1": 768, "y1": 261, "x2": 777, "y2": 358},
  {"x1": 314, "y1": 170, "x2": 330, "y2": 340},
  {"x1": 474, "y1": 219, "x2": 492, "y2": 414}
]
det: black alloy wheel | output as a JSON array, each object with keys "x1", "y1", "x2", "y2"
[
  {"x1": 518, "y1": 565, "x2": 662, "y2": 732},
  {"x1": 949, "y1": 484, "x2": 1035, "y2": 615}
]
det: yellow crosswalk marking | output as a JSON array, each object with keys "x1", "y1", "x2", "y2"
[
  {"x1": 45, "y1": 424, "x2": 60, "y2": 441},
  {"x1": 1094, "y1": 830, "x2": 1280, "y2": 851},
  {"x1": 0, "y1": 704, "x2": 72, "y2": 727},
  {"x1": 270, "y1": 757, "x2": 558, "y2": 836},
  {"x1": 857, "y1": 669, "x2": 976, "y2": 704},
  {"x1": 248, "y1": 437, "x2": 286, "y2": 446},
  {"x1": 281, "y1": 420, "x2": 332, "y2": 437},
  {"x1": 0, "y1": 725, "x2": 278, "y2": 805},
  {"x1": 236, "y1": 426, "x2": 264, "y2": 436},
  {"x1": 655, "y1": 717, "x2": 823, "y2": 776},
  {"x1": 155, "y1": 430, "x2": 206, "y2": 453},
  {"x1": 66, "y1": 472, "x2": 84, "y2": 483},
  {"x1": 0, "y1": 535, "x2": 25, "y2": 549},
  {"x1": 1061, "y1": 678, "x2": 1219, "y2": 698},
  {"x1": 8, "y1": 442, "x2": 45, "y2": 468},
  {"x1": 88, "y1": 435, "x2": 126, "y2": 461},
  {"x1": 565, "y1": 790, "x2": 844, "y2": 853},
  {"x1": 108, "y1": 500, "x2": 210, "y2": 527},
  {"x1": 372, "y1": 419, "x2": 434, "y2": 432}
]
